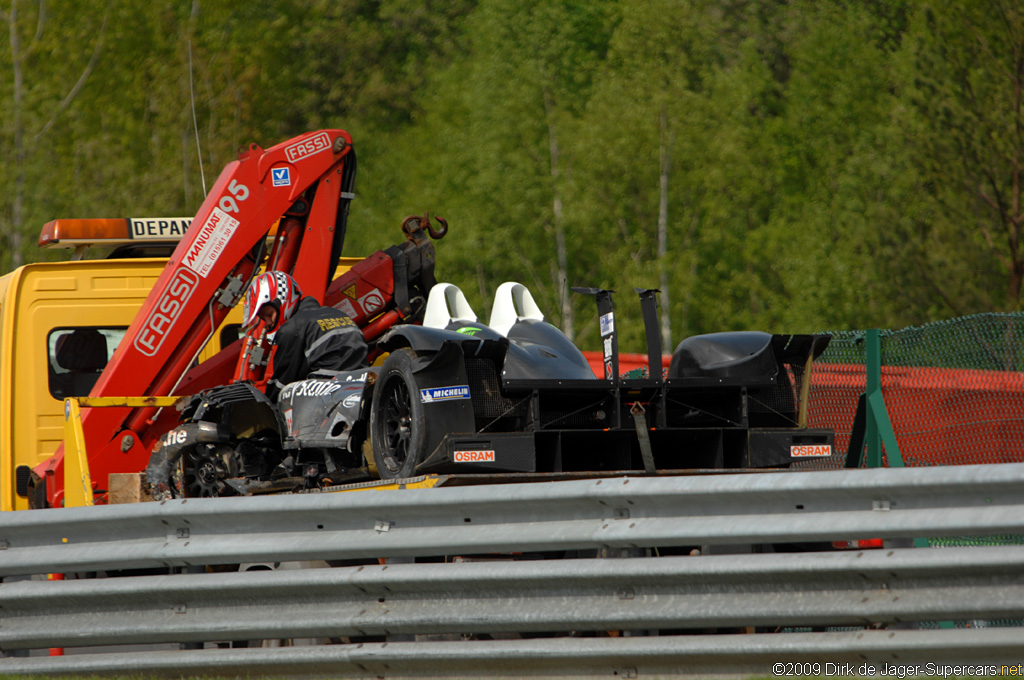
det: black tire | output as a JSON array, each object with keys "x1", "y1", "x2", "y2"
[
  {"x1": 182, "y1": 443, "x2": 236, "y2": 498},
  {"x1": 370, "y1": 348, "x2": 427, "y2": 479}
]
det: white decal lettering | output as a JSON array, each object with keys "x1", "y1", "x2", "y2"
[
  {"x1": 285, "y1": 132, "x2": 332, "y2": 163},
  {"x1": 419, "y1": 385, "x2": 471, "y2": 403},
  {"x1": 183, "y1": 208, "x2": 240, "y2": 278},
  {"x1": 134, "y1": 268, "x2": 199, "y2": 357}
]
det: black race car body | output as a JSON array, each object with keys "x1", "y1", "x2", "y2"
[
  {"x1": 371, "y1": 323, "x2": 832, "y2": 478},
  {"x1": 146, "y1": 282, "x2": 834, "y2": 498}
]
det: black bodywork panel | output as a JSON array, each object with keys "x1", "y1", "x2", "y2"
[{"x1": 377, "y1": 320, "x2": 834, "y2": 476}]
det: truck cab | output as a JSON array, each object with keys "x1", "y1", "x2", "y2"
[{"x1": 0, "y1": 220, "x2": 192, "y2": 509}]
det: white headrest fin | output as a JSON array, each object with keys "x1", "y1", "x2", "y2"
[
  {"x1": 423, "y1": 283, "x2": 478, "y2": 329},
  {"x1": 488, "y1": 282, "x2": 544, "y2": 336}
]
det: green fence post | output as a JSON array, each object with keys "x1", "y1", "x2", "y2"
[
  {"x1": 859, "y1": 329, "x2": 905, "y2": 468},
  {"x1": 865, "y1": 329, "x2": 882, "y2": 468}
]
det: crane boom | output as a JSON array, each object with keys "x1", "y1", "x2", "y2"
[{"x1": 33, "y1": 130, "x2": 359, "y2": 507}]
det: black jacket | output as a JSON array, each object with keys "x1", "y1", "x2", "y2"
[{"x1": 267, "y1": 296, "x2": 367, "y2": 400}]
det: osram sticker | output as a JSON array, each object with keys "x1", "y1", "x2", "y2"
[
  {"x1": 454, "y1": 450, "x2": 495, "y2": 463},
  {"x1": 791, "y1": 444, "x2": 832, "y2": 458},
  {"x1": 420, "y1": 385, "x2": 470, "y2": 403},
  {"x1": 183, "y1": 207, "x2": 239, "y2": 278},
  {"x1": 135, "y1": 267, "x2": 199, "y2": 357},
  {"x1": 359, "y1": 288, "x2": 385, "y2": 315},
  {"x1": 285, "y1": 131, "x2": 332, "y2": 163}
]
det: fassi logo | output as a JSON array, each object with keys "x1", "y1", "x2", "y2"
[
  {"x1": 134, "y1": 267, "x2": 200, "y2": 357},
  {"x1": 285, "y1": 131, "x2": 331, "y2": 163}
]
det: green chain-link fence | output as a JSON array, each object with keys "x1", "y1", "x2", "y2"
[{"x1": 804, "y1": 312, "x2": 1024, "y2": 470}]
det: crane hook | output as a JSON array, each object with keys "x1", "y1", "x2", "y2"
[{"x1": 401, "y1": 213, "x2": 449, "y2": 241}]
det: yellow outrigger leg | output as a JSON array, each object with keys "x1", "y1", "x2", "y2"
[{"x1": 62, "y1": 396, "x2": 180, "y2": 508}]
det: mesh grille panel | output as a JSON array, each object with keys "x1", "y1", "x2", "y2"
[{"x1": 465, "y1": 357, "x2": 524, "y2": 421}]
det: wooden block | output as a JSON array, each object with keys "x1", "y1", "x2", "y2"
[{"x1": 108, "y1": 472, "x2": 154, "y2": 504}]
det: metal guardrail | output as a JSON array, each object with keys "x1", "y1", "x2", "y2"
[
  {"x1": 6, "y1": 630, "x2": 1024, "y2": 677},
  {"x1": 3, "y1": 462, "x2": 1023, "y2": 576},
  {"x1": 4, "y1": 546, "x2": 1024, "y2": 649},
  {"x1": 3, "y1": 463, "x2": 1024, "y2": 675}
]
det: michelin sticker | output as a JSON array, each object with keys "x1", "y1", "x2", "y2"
[{"x1": 420, "y1": 385, "x2": 471, "y2": 403}]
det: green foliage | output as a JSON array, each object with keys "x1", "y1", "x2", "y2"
[
  {"x1": 0, "y1": 0, "x2": 1018, "y2": 352},
  {"x1": 897, "y1": 0, "x2": 1024, "y2": 313}
]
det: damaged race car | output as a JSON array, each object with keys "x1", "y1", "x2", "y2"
[{"x1": 146, "y1": 281, "x2": 835, "y2": 499}]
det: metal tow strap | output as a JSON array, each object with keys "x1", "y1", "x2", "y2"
[{"x1": 629, "y1": 402, "x2": 657, "y2": 475}]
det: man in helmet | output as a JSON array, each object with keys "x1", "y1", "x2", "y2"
[{"x1": 242, "y1": 271, "x2": 368, "y2": 400}]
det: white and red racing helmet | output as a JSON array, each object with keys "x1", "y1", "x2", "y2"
[{"x1": 242, "y1": 271, "x2": 302, "y2": 333}]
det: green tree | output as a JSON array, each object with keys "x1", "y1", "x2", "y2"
[
  {"x1": 0, "y1": 1, "x2": 107, "y2": 269},
  {"x1": 742, "y1": 0, "x2": 910, "y2": 331},
  {"x1": 378, "y1": 0, "x2": 616, "y2": 342},
  {"x1": 674, "y1": 0, "x2": 915, "y2": 334},
  {"x1": 571, "y1": 0, "x2": 722, "y2": 351},
  {"x1": 899, "y1": 0, "x2": 1024, "y2": 314}
]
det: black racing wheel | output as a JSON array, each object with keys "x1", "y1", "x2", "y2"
[
  {"x1": 183, "y1": 444, "x2": 235, "y2": 497},
  {"x1": 370, "y1": 348, "x2": 427, "y2": 479}
]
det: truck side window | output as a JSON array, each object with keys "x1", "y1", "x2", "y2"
[
  {"x1": 47, "y1": 327, "x2": 126, "y2": 399},
  {"x1": 220, "y1": 323, "x2": 241, "y2": 349}
]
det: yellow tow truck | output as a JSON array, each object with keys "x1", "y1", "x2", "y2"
[{"x1": 0, "y1": 217, "x2": 364, "y2": 511}]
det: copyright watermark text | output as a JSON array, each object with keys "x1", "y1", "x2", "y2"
[{"x1": 771, "y1": 663, "x2": 1024, "y2": 677}]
